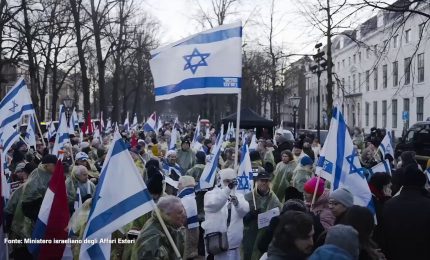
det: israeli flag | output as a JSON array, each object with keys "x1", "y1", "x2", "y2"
[
  {"x1": 236, "y1": 144, "x2": 254, "y2": 194},
  {"x1": 68, "y1": 107, "x2": 78, "y2": 135},
  {"x1": 192, "y1": 115, "x2": 201, "y2": 144},
  {"x1": 52, "y1": 105, "x2": 70, "y2": 157},
  {"x1": 80, "y1": 131, "x2": 154, "y2": 259},
  {"x1": 105, "y1": 119, "x2": 112, "y2": 134},
  {"x1": 131, "y1": 113, "x2": 138, "y2": 131},
  {"x1": 378, "y1": 131, "x2": 394, "y2": 159},
  {"x1": 143, "y1": 112, "x2": 157, "y2": 132},
  {"x1": 150, "y1": 22, "x2": 242, "y2": 101},
  {"x1": 123, "y1": 112, "x2": 130, "y2": 132},
  {"x1": 169, "y1": 127, "x2": 178, "y2": 150},
  {"x1": 368, "y1": 159, "x2": 392, "y2": 180},
  {"x1": 316, "y1": 107, "x2": 372, "y2": 209},
  {"x1": 47, "y1": 121, "x2": 57, "y2": 140},
  {"x1": 25, "y1": 115, "x2": 37, "y2": 147},
  {"x1": 74, "y1": 187, "x2": 82, "y2": 212},
  {"x1": 249, "y1": 133, "x2": 258, "y2": 151},
  {"x1": 197, "y1": 125, "x2": 224, "y2": 190},
  {"x1": 0, "y1": 77, "x2": 35, "y2": 130}
]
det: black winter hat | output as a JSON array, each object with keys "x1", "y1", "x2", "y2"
[
  {"x1": 196, "y1": 151, "x2": 206, "y2": 164},
  {"x1": 400, "y1": 164, "x2": 426, "y2": 187},
  {"x1": 41, "y1": 154, "x2": 57, "y2": 164},
  {"x1": 250, "y1": 150, "x2": 261, "y2": 162},
  {"x1": 147, "y1": 173, "x2": 163, "y2": 195}
]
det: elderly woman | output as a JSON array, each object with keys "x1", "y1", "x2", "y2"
[{"x1": 66, "y1": 165, "x2": 96, "y2": 212}]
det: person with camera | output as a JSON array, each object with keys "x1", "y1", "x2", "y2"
[{"x1": 202, "y1": 168, "x2": 250, "y2": 259}]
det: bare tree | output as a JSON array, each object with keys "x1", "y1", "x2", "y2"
[{"x1": 361, "y1": 0, "x2": 430, "y2": 19}]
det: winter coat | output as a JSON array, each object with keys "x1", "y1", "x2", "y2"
[
  {"x1": 186, "y1": 163, "x2": 205, "y2": 182},
  {"x1": 202, "y1": 187, "x2": 250, "y2": 250},
  {"x1": 267, "y1": 243, "x2": 308, "y2": 260},
  {"x1": 272, "y1": 160, "x2": 297, "y2": 202},
  {"x1": 177, "y1": 187, "x2": 199, "y2": 259},
  {"x1": 381, "y1": 187, "x2": 430, "y2": 260},
  {"x1": 309, "y1": 244, "x2": 354, "y2": 260},
  {"x1": 242, "y1": 189, "x2": 282, "y2": 260},
  {"x1": 291, "y1": 165, "x2": 313, "y2": 193},
  {"x1": 65, "y1": 172, "x2": 96, "y2": 207},
  {"x1": 273, "y1": 141, "x2": 293, "y2": 164},
  {"x1": 132, "y1": 215, "x2": 185, "y2": 260},
  {"x1": 176, "y1": 148, "x2": 196, "y2": 172},
  {"x1": 262, "y1": 150, "x2": 275, "y2": 167},
  {"x1": 310, "y1": 190, "x2": 335, "y2": 230}
]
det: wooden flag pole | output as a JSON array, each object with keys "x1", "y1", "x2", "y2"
[
  {"x1": 33, "y1": 113, "x2": 46, "y2": 148},
  {"x1": 310, "y1": 175, "x2": 321, "y2": 210},
  {"x1": 233, "y1": 91, "x2": 241, "y2": 170},
  {"x1": 152, "y1": 202, "x2": 182, "y2": 259}
]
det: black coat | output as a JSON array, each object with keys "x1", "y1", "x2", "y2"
[
  {"x1": 273, "y1": 141, "x2": 293, "y2": 164},
  {"x1": 381, "y1": 187, "x2": 430, "y2": 260}
]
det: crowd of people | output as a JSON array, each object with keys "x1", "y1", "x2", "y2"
[{"x1": 3, "y1": 120, "x2": 430, "y2": 260}]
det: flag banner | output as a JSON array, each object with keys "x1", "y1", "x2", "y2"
[
  {"x1": 0, "y1": 77, "x2": 35, "y2": 130},
  {"x1": 236, "y1": 144, "x2": 254, "y2": 194},
  {"x1": 52, "y1": 105, "x2": 70, "y2": 157},
  {"x1": 197, "y1": 125, "x2": 224, "y2": 190},
  {"x1": 378, "y1": 131, "x2": 394, "y2": 159},
  {"x1": 368, "y1": 159, "x2": 392, "y2": 179},
  {"x1": 143, "y1": 112, "x2": 157, "y2": 132},
  {"x1": 28, "y1": 160, "x2": 69, "y2": 259},
  {"x1": 26, "y1": 115, "x2": 37, "y2": 147},
  {"x1": 249, "y1": 134, "x2": 258, "y2": 151},
  {"x1": 131, "y1": 114, "x2": 138, "y2": 131},
  {"x1": 68, "y1": 107, "x2": 78, "y2": 135},
  {"x1": 47, "y1": 121, "x2": 57, "y2": 140},
  {"x1": 80, "y1": 131, "x2": 154, "y2": 259},
  {"x1": 123, "y1": 112, "x2": 130, "y2": 133},
  {"x1": 150, "y1": 22, "x2": 242, "y2": 101},
  {"x1": 192, "y1": 115, "x2": 201, "y2": 145},
  {"x1": 316, "y1": 107, "x2": 372, "y2": 209}
]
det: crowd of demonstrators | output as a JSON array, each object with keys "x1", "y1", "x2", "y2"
[{"x1": 3, "y1": 119, "x2": 430, "y2": 260}]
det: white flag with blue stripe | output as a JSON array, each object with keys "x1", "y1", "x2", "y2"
[
  {"x1": 51, "y1": 105, "x2": 70, "y2": 157},
  {"x1": 249, "y1": 133, "x2": 258, "y2": 151},
  {"x1": 25, "y1": 114, "x2": 37, "y2": 147},
  {"x1": 131, "y1": 113, "x2": 138, "y2": 131},
  {"x1": 150, "y1": 22, "x2": 242, "y2": 101},
  {"x1": 80, "y1": 130, "x2": 154, "y2": 259},
  {"x1": 198, "y1": 125, "x2": 224, "y2": 190},
  {"x1": 143, "y1": 112, "x2": 157, "y2": 132},
  {"x1": 123, "y1": 112, "x2": 130, "y2": 132},
  {"x1": 316, "y1": 107, "x2": 373, "y2": 209},
  {"x1": 0, "y1": 77, "x2": 35, "y2": 130},
  {"x1": 368, "y1": 159, "x2": 392, "y2": 179},
  {"x1": 236, "y1": 144, "x2": 254, "y2": 194},
  {"x1": 46, "y1": 121, "x2": 57, "y2": 140},
  {"x1": 68, "y1": 107, "x2": 78, "y2": 135},
  {"x1": 378, "y1": 131, "x2": 394, "y2": 159}
]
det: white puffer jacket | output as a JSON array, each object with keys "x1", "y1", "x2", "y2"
[{"x1": 202, "y1": 187, "x2": 250, "y2": 249}]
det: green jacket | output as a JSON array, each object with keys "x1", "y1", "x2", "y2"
[
  {"x1": 263, "y1": 150, "x2": 275, "y2": 167},
  {"x1": 272, "y1": 161, "x2": 297, "y2": 202},
  {"x1": 176, "y1": 149, "x2": 195, "y2": 172},
  {"x1": 131, "y1": 216, "x2": 185, "y2": 260},
  {"x1": 21, "y1": 165, "x2": 52, "y2": 205},
  {"x1": 7, "y1": 185, "x2": 33, "y2": 244},
  {"x1": 243, "y1": 189, "x2": 282, "y2": 260},
  {"x1": 65, "y1": 174, "x2": 96, "y2": 205},
  {"x1": 186, "y1": 164, "x2": 205, "y2": 182},
  {"x1": 291, "y1": 166, "x2": 313, "y2": 193}
]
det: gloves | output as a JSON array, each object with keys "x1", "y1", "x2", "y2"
[
  {"x1": 228, "y1": 179, "x2": 238, "y2": 189},
  {"x1": 230, "y1": 195, "x2": 239, "y2": 207}
]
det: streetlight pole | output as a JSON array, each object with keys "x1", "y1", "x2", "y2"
[
  {"x1": 310, "y1": 43, "x2": 328, "y2": 143},
  {"x1": 62, "y1": 95, "x2": 74, "y2": 122},
  {"x1": 289, "y1": 96, "x2": 301, "y2": 139}
]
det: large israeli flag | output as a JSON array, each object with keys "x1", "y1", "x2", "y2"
[
  {"x1": 316, "y1": 107, "x2": 372, "y2": 209},
  {"x1": 197, "y1": 125, "x2": 224, "y2": 190},
  {"x1": 236, "y1": 144, "x2": 254, "y2": 194},
  {"x1": 0, "y1": 77, "x2": 35, "y2": 130},
  {"x1": 51, "y1": 105, "x2": 70, "y2": 157},
  {"x1": 150, "y1": 22, "x2": 242, "y2": 101},
  {"x1": 80, "y1": 131, "x2": 154, "y2": 259}
]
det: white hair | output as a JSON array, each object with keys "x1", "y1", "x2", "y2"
[
  {"x1": 75, "y1": 165, "x2": 88, "y2": 176},
  {"x1": 157, "y1": 195, "x2": 182, "y2": 215}
]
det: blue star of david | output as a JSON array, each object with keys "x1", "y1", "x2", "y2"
[
  {"x1": 9, "y1": 100, "x2": 18, "y2": 113},
  {"x1": 183, "y1": 48, "x2": 210, "y2": 74},
  {"x1": 345, "y1": 149, "x2": 366, "y2": 178},
  {"x1": 237, "y1": 172, "x2": 250, "y2": 190}
]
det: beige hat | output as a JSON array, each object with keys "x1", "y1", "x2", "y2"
[{"x1": 219, "y1": 168, "x2": 236, "y2": 181}]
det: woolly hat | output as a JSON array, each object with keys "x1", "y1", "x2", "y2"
[
  {"x1": 284, "y1": 186, "x2": 304, "y2": 202},
  {"x1": 75, "y1": 152, "x2": 89, "y2": 161},
  {"x1": 304, "y1": 177, "x2": 325, "y2": 196},
  {"x1": 325, "y1": 224, "x2": 359, "y2": 260},
  {"x1": 41, "y1": 154, "x2": 58, "y2": 165},
  {"x1": 309, "y1": 244, "x2": 357, "y2": 260},
  {"x1": 300, "y1": 155, "x2": 313, "y2": 166},
  {"x1": 329, "y1": 188, "x2": 354, "y2": 208},
  {"x1": 196, "y1": 151, "x2": 206, "y2": 164},
  {"x1": 282, "y1": 199, "x2": 307, "y2": 214},
  {"x1": 179, "y1": 175, "x2": 195, "y2": 188},
  {"x1": 219, "y1": 168, "x2": 236, "y2": 181}
]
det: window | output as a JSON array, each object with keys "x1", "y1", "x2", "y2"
[
  {"x1": 393, "y1": 35, "x2": 398, "y2": 48},
  {"x1": 353, "y1": 54, "x2": 356, "y2": 64},
  {"x1": 373, "y1": 101, "x2": 378, "y2": 127},
  {"x1": 348, "y1": 57, "x2": 351, "y2": 66},
  {"x1": 366, "y1": 70, "x2": 370, "y2": 91},
  {"x1": 405, "y1": 29, "x2": 411, "y2": 43},
  {"x1": 374, "y1": 44, "x2": 378, "y2": 55},
  {"x1": 337, "y1": 62, "x2": 340, "y2": 69},
  {"x1": 357, "y1": 103, "x2": 361, "y2": 126},
  {"x1": 358, "y1": 73, "x2": 362, "y2": 92},
  {"x1": 417, "y1": 97, "x2": 424, "y2": 121},
  {"x1": 404, "y1": 98, "x2": 410, "y2": 129},
  {"x1": 358, "y1": 52, "x2": 362, "y2": 63},
  {"x1": 392, "y1": 99, "x2": 397, "y2": 128},
  {"x1": 365, "y1": 102, "x2": 370, "y2": 127},
  {"x1": 366, "y1": 48, "x2": 370, "y2": 59},
  {"x1": 418, "y1": 53, "x2": 424, "y2": 83},
  {"x1": 348, "y1": 76, "x2": 351, "y2": 92},
  {"x1": 353, "y1": 74, "x2": 356, "y2": 93},
  {"x1": 393, "y1": 61, "x2": 398, "y2": 86},
  {"x1": 342, "y1": 59, "x2": 345, "y2": 68},
  {"x1": 419, "y1": 22, "x2": 425, "y2": 37},
  {"x1": 383, "y1": 64, "x2": 387, "y2": 88},
  {"x1": 374, "y1": 67, "x2": 378, "y2": 90},
  {"x1": 404, "y1": 57, "x2": 411, "y2": 85},
  {"x1": 382, "y1": 100, "x2": 387, "y2": 128}
]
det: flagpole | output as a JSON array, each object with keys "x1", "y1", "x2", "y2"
[
  {"x1": 32, "y1": 113, "x2": 46, "y2": 148},
  {"x1": 152, "y1": 202, "x2": 182, "y2": 259},
  {"x1": 310, "y1": 175, "x2": 321, "y2": 209},
  {"x1": 233, "y1": 92, "x2": 241, "y2": 170}
]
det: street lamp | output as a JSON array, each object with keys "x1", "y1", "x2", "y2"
[
  {"x1": 309, "y1": 43, "x2": 328, "y2": 143},
  {"x1": 62, "y1": 95, "x2": 74, "y2": 121},
  {"x1": 289, "y1": 96, "x2": 301, "y2": 139}
]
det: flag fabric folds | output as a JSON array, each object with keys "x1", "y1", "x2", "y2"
[
  {"x1": 28, "y1": 160, "x2": 69, "y2": 259},
  {"x1": 143, "y1": 112, "x2": 157, "y2": 132},
  {"x1": 123, "y1": 112, "x2": 130, "y2": 133},
  {"x1": 236, "y1": 144, "x2": 254, "y2": 194},
  {"x1": 68, "y1": 107, "x2": 79, "y2": 135},
  {"x1": 0, "y1": 77, "x2": 35, "y2": 130},
  {"x1": 378, "y1": 131, "x2": 394, "y2": 159},
  {"x1": 51, "y1": 105, "x2": 70, "y2": 157},
  {"x1": 80, "y1": 131, "x2": 154, "y2": 259},
  {"x1": 368, "y1": 159, "x2": 392, "y2": 179},
  {"x1": 316, "y1": 107, "x2": 372, "y2": 209},
  {"x1": 131, "y1": 114, "x2": 138, "y2": 131},
  {"x1": 150, "y1": 22, "x2": 242, "y2": 101},
  {"x1": 26, "y1": 115, "x2": 37, "y2": 147}
]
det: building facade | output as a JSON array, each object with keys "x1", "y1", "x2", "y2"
[{"x1": 306, "y1": 4, "x2": 430, "y2": 138}]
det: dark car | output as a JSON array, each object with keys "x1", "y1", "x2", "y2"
[{"x1": 395, "y1": 121, "x2": 430, "y2": 169}]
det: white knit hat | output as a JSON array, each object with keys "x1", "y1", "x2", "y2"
[{"x1": 219, "y1": 168, "x2": 236, "y2": 181}]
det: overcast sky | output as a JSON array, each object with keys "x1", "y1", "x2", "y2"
[{"x1": 140, "y1": 0, "x2": 384, "y2": 58}]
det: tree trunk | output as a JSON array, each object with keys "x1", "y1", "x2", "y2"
[
  {"x1": 69, "y1": 0, "x2": 91, "y2": 116},
  {"x1": 326, "y1": 0, "x2": 334, "y2": 118}
]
